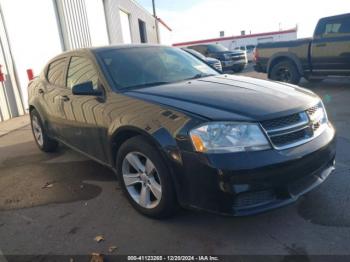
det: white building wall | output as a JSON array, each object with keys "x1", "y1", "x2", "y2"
[
  {"x1": 104, "y1": 0, "x2": 158, "y2": 44},
  {"x1": 174, "y1": 30, "x2": 298, "y2": 51},
  {"x1": 222, "y1": 31, "x2": 297, "y2": 50},
  {"x1": 0, "y1": 0, "x2": 63, "y2": 110},
  {"x1": 85, "y1": 0, "x2": 110, "y2": 47}
]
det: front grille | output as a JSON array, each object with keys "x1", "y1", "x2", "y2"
[
  {"x1": 306, "y1": 104, "x2": 321, "y2": 116},
  {"x1": 261, "y1": 113, "x2": 302, "y2": 130},
  {"x1": 270, "y1": 128, "x2": 313, "y2": 147},
  {"x1": 230, "y1": 54, "x2": 245, "y2": 61},
  {"x1": 233, "y1": 190, "x2": 276, "y2": 208},
  {"x1": 261, "y1": 103, "x2": 326, "y2": 150},
  {"x1": 213, "y1": 62, "x2": 222, "y2": 71}
]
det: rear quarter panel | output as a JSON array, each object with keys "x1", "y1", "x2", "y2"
[{"x1": 257, "y1": 39, "x2": 312, "y2": 73}]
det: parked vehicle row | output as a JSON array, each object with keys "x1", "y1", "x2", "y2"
[
  {"x1": 29, "y1": 45, "x2": 336, "y2": 218},
  {"x1": 254, "y1": 13, "x2": 350, "y2": 84},
  {"x1": 187, "y1": 44, "x2": 248, "y2": 72},
  {"x1": 234, "y1": 45, "x2": 256, "y2": 62},
  {"x1": 182, "y1": 48, "x2": 223, "y2": 72}
]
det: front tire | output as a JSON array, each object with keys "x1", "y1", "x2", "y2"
[
  {"x1": 30, "y1": 109, "x2": 58, "y2": 152},
  {"x1": 270, "y1": 60, "x2": 301, "y2": 84},
  {"x1": 116, "y1": 136, "x2": 177, "y2": 218}
]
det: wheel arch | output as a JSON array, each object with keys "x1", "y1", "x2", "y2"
[
  {"x1": 110, "y1": 125, "x2": 181, "y2": 200},
  {"x1": 267, "y1": 53, "x2": 303, "y2": 77}
]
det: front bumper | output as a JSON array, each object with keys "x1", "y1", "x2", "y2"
[{"x1": 175, "y1": 125, "x2": 336, "y2": 216}]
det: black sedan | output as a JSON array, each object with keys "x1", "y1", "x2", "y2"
[
  {"x1": 182, "y1": 48, "x2": 223, "y2": 72},
  {"x1": 28, "y1": 45, "x2": 336, "y2": 218}
]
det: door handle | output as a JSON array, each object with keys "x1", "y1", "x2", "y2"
[
  {"x1": 60, "y1": 95, "x2": 70, "y2": 102},
  {"x1": 38, "y1": 89, "x2": 44, "y2": 94}
]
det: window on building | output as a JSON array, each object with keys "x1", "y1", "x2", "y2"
[
  {"x1": 120, "y1": 10, "x2": 132, "y2": 44},
  {"x1": 67, "y1": 57, "x2": 99, "y2": 89},
  {"x1": 138, "y1": 19, "x2": 147, "y2": 43},
  {"x1": 47, "y1": 58, "x2": 67, "y2": 86}
]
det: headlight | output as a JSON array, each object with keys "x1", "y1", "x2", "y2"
[
  {"x1": 223, "y1": 54, "x2": 230, "y2": 60},
  {"x1": 310, "y1": 101, "x2": 328, "y2": 125},
  {"x1": 190, "y1": 122, "x2": 271, "y2": 153}
]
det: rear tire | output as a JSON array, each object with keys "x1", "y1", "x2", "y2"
[
  {"x1": 270, "y1": 60, "x2": 301, "y2": 84},
  {"x1": 30, "y1": 109, "x2": 58, "y2": 152},
  {"x1": 116, "y1": 136, "x2": 178, "y2": 218}
]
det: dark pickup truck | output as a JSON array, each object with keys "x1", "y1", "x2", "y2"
[{"x1": 254, "y1": 13, "x2": 350, "y2": 84}]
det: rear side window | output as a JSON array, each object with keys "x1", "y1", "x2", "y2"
[
  {"x1": 316, "y1": 16, "x2": 350, "y2": 37},
  {"x1": 47, "y1": 58, "x2": 67, "y2": 86},
  {"x1": 67, "y1": 57, "x2": 99, "y2": 89}
]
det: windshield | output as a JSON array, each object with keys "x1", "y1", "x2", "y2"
[
  {"x1": 207, "y1": 44, "x2": 228, "y2": 52},
  {"x1": 97, "y1": 46, "x2": 219, "y2": 90}
]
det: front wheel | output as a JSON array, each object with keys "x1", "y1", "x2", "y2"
[
  {"x1": 116, "y1": 136, "x2": 178, "y2": 218},
  {"x1": 269, "y1": 60, "x2": 301, "y2": 84},
  {"x1": 30, "y1": 109, "x2": 58, "y2": 152}
]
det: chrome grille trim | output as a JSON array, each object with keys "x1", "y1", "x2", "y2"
[{"x1": 261, "y1": 102, "x2": 328, "y2": 150}]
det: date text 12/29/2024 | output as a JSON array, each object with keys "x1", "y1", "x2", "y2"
[{"x1": 127, "y1": 256, "x2": 220, "y2": 261}]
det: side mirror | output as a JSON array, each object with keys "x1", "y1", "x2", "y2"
[{"x1": 72, "y1": 81, "x2": 102, "y2": 96}]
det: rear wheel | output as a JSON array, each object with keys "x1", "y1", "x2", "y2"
[
  {"x1": 116, "y1": 136, "x2": 177, "y2": 218},
  {"x1": 270, "y1": 60, "x2": 301, "y2": 84},
  {"x1": 30, "y1": 109, "x2": 58, "y2": 152}
]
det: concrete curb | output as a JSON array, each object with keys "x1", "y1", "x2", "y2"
[{"x1": 0, "y1": 115, "x2": 30, "y2": 138}]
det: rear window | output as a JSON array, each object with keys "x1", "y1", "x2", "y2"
[
  {"x1": 315, "y1": 16, "x2": 350, "y2": 36},
  {"x1": 47, "y1": 58, "x2": 66, "y2": 86}
]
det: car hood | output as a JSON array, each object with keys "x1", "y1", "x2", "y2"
[
  {"x1": 124, "y1": 75, "x2": 319, "y2": 121},
  {"x1": 205, "y1": 57, "x2": 220, "y2": 63}
]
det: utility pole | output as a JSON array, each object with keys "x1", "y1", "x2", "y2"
[{"x1": 152, "y1": 0, "x2": 160, "y2": 43}]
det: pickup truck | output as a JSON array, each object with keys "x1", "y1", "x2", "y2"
[{"x1": 254, "y1": 13, "x2": 350, "y2": 84}]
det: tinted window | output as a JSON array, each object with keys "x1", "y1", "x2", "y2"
[
  {"x1": 97, "y1": 47, "x2": 218, "y2": 90},
  {"x1": 67, "y1": 57, "x2": 99, "y2": 89},
  {"x1": 316, "y1": 16, "x2": 350, "y2": 36},
  {"x1": 47, "y1": 58, "x2": 66, "y2": 86}
]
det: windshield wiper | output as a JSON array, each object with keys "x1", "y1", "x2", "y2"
[
  {"x1": 188, "y1": 73, "x2": 216, "y2": 80},
  {"x1": 125, "y1": 81, "x2": 170, "y2": 90}
]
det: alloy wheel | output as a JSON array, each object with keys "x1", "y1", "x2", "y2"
[
  {"x1": 122, "y1": 152, "x2": 162, "y2": 209},
  {"x1": 32, "y1": 115, "x2": 44, "y2": 147}
]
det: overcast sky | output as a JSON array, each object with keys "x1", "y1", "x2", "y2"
[{"x1": 137, "y1": 0, "x2": 350, "y2": 43}]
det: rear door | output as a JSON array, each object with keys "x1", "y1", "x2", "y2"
[
  {"x1": 43, "y1": 57, "x2": 70, "y2": 138},
  {"x1": 311, "y1": 15, "x2": 350, "y2": 73}
]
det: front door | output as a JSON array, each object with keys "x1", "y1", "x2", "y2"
[{"x1": 63, "y1": 56, "x2": 108, "y2": 161}]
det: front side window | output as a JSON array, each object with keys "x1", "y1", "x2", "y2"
[
  {"x1": 47, "y1": 58, "x2": 67, "y2": 86},
  {"x1": 97, "y1": 47, "x2": 219, "y2": 90},
  {"x1": 67, "y1": 57, "x2": 99, "y2": 89}
]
